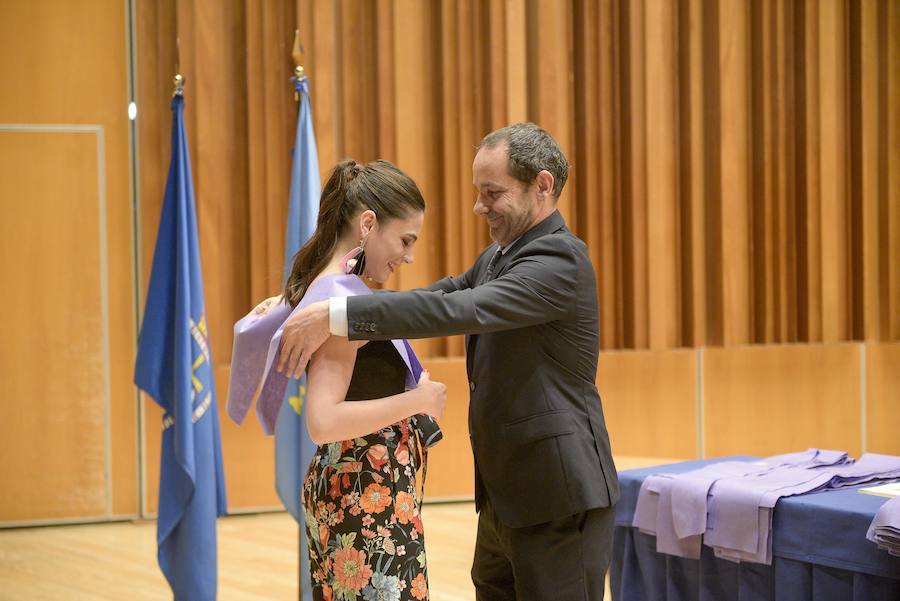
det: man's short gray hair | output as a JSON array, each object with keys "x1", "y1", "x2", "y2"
[{"x1": 477, "y1": 122, "x2": 569, "y2": 198}]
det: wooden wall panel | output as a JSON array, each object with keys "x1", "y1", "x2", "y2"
[
  {"x1": 859, "y1": 0, "x2": 885, "y2": 341},
  {"x1": 598, "y1": 349, "x2": 698, "y2": 460},
  {"x1": 865, "y1": 343, "x2": 900, "y2": 456},
  {"x1": 888, "y1": 0, "x2": 900, "y2": 341},
  {"x1": 819, "y1": 0, "x2": 851, "y2": 343},
  {"x1": 135, "y1": 0, "x2": 900, "y2": 365},
  {"x1": 645, "y1": 0, "x2": 681, "y2": 350},
  {"x1": 0, "y1": 0, "x2": 137, "y2": 524},
  {"x1": 718, "y1": 0, "x2": 751, "y2": 346},
  {"x1": 682, "y1": 0, "x2": 708, "y2": 349},
  {"x1": 800, "y1": 0, "x2": 824, "y2": 343},
  {"x1": 391, "y1": 0, "x2": 442, "y2": 360},
  {"x1": 0, "y1": 133, "x2": 108, "y2": 522},
  {"x1": 529, "y1": 0, "x2": 575, "y2": 224},
  {"x1": 418, "y1": 359, "x2": 475, "y2": 499},
  {"x1": 703, "y1": 344, "x2": 862, "y2": 458}
]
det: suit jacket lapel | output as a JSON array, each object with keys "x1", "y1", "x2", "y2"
[
  {"x1": 486, "y1": 211, "x2": 566, "y2": 280},
  {"x1": 465, "y1": 211, "x2": 566, "y2": 374},
  {"x1": 466, "y1": 245, "x2": 501, "y2": 374}
]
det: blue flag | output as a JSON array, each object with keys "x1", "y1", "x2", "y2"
[
  {"x1": 135, "y1": 92, "x2": 228, "y2": 601},
  {"x1": 275, "y1": 74, "x2": 320, "y2": 601}
]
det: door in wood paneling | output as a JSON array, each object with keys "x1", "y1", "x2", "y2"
[
  {"x1": 0, "y1": 131, "x2": 109, "y2": 522},
  {"x1": 0, "y1": 0, "x2": 137, "y2": 524}
]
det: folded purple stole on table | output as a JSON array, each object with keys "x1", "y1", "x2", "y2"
[
  {"x1": 633, "y1": 449, "x2": 900, "y2": 565},
  {"x1": 868, "y1": 495, "x2": 900, "y2": 557},
  {"x1": 227, "y1": 274, "x2": 423, "y2": 436}
]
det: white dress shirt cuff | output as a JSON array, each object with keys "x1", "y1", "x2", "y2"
[{"x1": 329, "y1": 296, "x2": 349, "y2": 336}]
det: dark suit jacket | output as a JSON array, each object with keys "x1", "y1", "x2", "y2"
[{"x1": 346, "y1": 211, "x2": 619, "y2": 528}]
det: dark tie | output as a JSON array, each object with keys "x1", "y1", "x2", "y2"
[{"x1": 484, "y1": 249, "x2": 502, "y2": 282}]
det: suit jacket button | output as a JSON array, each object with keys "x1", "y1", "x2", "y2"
[{"x1": 469, "y1": 381, "x2": 476, "y2": 392}]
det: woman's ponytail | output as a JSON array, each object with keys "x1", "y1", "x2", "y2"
[{"x1": 283, "y1": 160, "x2": 358, "y2": 306}]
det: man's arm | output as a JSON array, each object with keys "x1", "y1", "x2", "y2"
[
  {"x1": 329, "y1": 260, "x2": 478, "y2": 338},
  {"x1": 276, "y1": 243, "x2": 536, "y2": 377},
  {"x1": 346, "y1": 235, "x2": 578, "y2": 341},
  {"x1": 277, "y1": 266, "x2": 478, "y2": 378}
]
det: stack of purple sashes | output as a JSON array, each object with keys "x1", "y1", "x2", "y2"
[
  {"x1": 867, "y1": 496, "x2": 900, "y2": 557},
  {"x1": 633, "y1": 449, "x2": 900, "y2": 565},
  {"x1": 226, "y1": 274, "x2": 425, "y2": 436}
]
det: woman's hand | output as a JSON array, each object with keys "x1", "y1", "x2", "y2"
[{"x1": 415, "y1": 370, "x2": 447, "y2": 420}]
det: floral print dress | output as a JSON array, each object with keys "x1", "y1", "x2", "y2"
[{"x1": 303, "y1": 340, "x2": 430, "y2": 601}]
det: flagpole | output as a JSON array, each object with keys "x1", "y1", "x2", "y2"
[
  {"x1": 136, "y1": 43, "x2": 228, "y2": 601},
  {"x1": 291, "y1": 31, "x2": 304, "y2": 601}
]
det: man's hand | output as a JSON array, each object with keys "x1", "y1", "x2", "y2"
[{"x1": 277, "y1": 299, "x2": 331, "y2": 378}]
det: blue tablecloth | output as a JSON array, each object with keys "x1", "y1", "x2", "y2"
[{"x1": 610, "y1": 457, "x2": 900, "y2": 601}]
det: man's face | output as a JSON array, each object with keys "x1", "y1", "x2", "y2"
[{"x1": 472, "y1": 144, "x2": 537, "y2": 247}]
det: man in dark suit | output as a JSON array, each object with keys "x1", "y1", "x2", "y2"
[{"x1": 278, "y1": 123, "x2": 618, "y2": 600}]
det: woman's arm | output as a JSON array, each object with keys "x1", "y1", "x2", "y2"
[{"x1": 304, "y1": 336, "x2": 446, "y2": 445}]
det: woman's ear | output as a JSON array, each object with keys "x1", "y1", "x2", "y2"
[{"x1": 358, "y1": 209, "x2": 378, "y2": 239}]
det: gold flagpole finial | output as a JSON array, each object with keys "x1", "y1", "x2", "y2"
[
  {"x1": 292, "y1": 30, "x2": 305, "y2": 78},
  {"x1": 173, "y1": 73, "x2": 186, "y2": 97},
  {"x1": 292, "y1": 30, "x2": 306, "y2": 101},
  {"x1": 173, "y1": 37, "x2": 185, "y2": 97}
]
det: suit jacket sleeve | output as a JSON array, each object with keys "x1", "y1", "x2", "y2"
[
  {"x1": 346, "y1": 235, "x2": 577, "y2": 340},
  {"x1": 422, "y1": 262, "x2": 475, "y2": 294}
]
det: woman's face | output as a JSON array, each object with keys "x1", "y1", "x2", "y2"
[{"x1": 361, "y1": 210, "x2": 424, "y2": 283}]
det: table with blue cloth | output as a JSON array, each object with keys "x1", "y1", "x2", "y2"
[{"x1": 610, "y1": 457, "x2": 900, "y2": 601}]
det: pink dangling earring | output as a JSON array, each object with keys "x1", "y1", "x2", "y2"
[{"x1": 340, "y1": 238, "x2": 367, "y2": 275}]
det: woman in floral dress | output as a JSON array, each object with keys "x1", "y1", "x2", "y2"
[{"x1": 280, "y1": 159, "x2": 446, "y2": 601}]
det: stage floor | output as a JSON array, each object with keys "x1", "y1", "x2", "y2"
[{"x1": 0, "y1": 457, "x2": 675, "y2": 599}]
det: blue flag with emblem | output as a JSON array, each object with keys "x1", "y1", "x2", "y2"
[
  {"x1": 275, "y1": 74, "x2": 320, "y2": 601},
  {"x1": 135, "y1": 90, "x2": 228, "y2": 601}
]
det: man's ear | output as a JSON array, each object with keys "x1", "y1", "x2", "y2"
[{"x1": 535, "y1": 170, "x2": 555, "y2": 199}]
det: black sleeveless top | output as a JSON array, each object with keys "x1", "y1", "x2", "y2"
[{"x1": 345, "y1": 340, "x2": 408, "y2": 401}]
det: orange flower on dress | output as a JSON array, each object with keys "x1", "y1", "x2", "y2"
[
  {"x1": 367, "y1": 444, "x2": 389, "y2": 470},
  {"x1": 394, "y1": 444, "x2": 410, "y2": 466},
  {"x1": 322, "y1": 584, "x2": 333, "y2": 601},
  {"x1": 333, "y1": 547, "x2": 373, "y2": 591},
  {"x1": 337, "y1": 461, "x2": 363, "y2": 474},
  {"x1": 328, "y1": 473, "x2": 342, "y2": 499},
  {"x1": 360, "y1": 483, "x2": 392, "y2": 514},
  {"x1": 410, "y1": 573, "x2": 428, "y2": 600},
  {"x1": 394, "y1": 491, "x2": 416, "y2": 525}
]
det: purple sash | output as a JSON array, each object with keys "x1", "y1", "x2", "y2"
[{"x1": 226, "y1": 274, "x2": 422, "y2": 435}]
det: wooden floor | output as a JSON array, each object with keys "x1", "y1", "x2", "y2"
[
  {"x1": 0, "y1": 504, "x2": 478, "y2": 601},
  {"x1": 0, "y1": 458, "x2": 670, "y2": 600}
]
